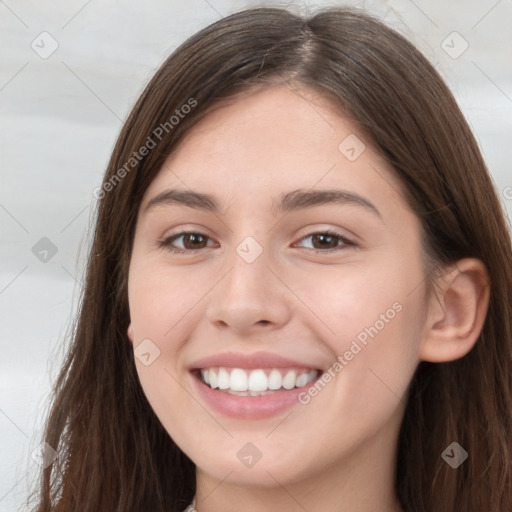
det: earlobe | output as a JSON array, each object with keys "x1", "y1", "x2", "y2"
[
  {"x1": 419, "y1": 258, "x2": 490, "y2": 363},
  {"x1": 127, "y1": 323, "x2": 134, "y2": 344}
]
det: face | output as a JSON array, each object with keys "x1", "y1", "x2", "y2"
[{"x1": 127, "y1": 84, "x2": 430, "y2": 489}]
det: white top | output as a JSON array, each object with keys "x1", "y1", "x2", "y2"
[{"x1": 183, "y1": 496, "x2": 196, "y2": 512}]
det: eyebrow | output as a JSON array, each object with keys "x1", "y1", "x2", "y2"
[{"x1": 144, "y1": 188, "x2": 382, "y2": 219}]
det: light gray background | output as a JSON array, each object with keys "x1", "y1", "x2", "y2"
[{"x1": 1, "y1": 0, "x2": 511, "y2": 509}]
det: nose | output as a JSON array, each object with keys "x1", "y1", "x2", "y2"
[{"x1": 205, "y1": 240, "x2": 292, "y2": 333}]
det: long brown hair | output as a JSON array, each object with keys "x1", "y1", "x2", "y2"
[{"x1": 29, "y1": 6, "x2": 512, "y2": 511}]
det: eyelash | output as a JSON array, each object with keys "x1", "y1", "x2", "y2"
[{"x1": 157, "y1": 229, "x2": 355, "y2": 255}]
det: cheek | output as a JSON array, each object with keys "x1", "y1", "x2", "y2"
[
  {"x1": 289, "y1": 252, "x2": 424, "y2": 344},
  {"x1": 288, "y1": 273, "x2": 423, "y2": 471},
  {"x1": 127, "y1": 262, "x2": 198, "y2": 441},
  {"x1": 291, "y1": 253, "x2": 425, "y2": 403},
  {"x1": 127, "y1": 259, "x2": 219, "y2": 408},
  {"x1": 128, "y1": 260, "x2": 203, "y2": 341},
  {"x1": 127, "y1": 261, "x2": 186, "y2": 384}
]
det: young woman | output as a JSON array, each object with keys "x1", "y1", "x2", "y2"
[{"x1": 30, "y1": 6, "x2": 512, "y2": 512}]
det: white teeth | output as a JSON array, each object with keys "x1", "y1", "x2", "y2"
[
  {"x1": 295, "y1": 372, "x2": 308, "y2": 388},
  {"x1": 282, "y1": 370, "x2": 296, "y2": 390},
  {"x1": 248, "y1": 369, "x2": 268, "y2": 391},
  {"x1": 229, "y1": 368, "x2": 248, "y2": 391},
  {"x1": 209, "y1": 369, "x2": 218, "y2": 389},
  {"x1": 268, "y1": 369, "x2": 282, "y2": 390},
  {"x1": 200, "y1": 367, "x2": 319, "y2": 393},
  {"x1": 217, "y1": 368, "x2": 230, "y2": 390}
]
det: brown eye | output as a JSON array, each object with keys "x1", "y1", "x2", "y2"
[
  {"x1": 158, "y1": 231, "x2": 213, "y2": 254},
  {"x1": 311, "y1": 233, "x2": 339, "y2": 250},
  {"x1": 180, "y1": 233, "x2": 209, "y2": 250},
  {"x1": 295, "y1": 230, "x2": 355, "y2": 253}
]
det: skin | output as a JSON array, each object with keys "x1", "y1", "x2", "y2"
[{"x1": 127, "y1": 84, "x2": 489, "y2": 512}]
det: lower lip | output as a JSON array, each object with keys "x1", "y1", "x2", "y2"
[{"x1": 190, "y1": 371, "x2": 319, "y2": 420}]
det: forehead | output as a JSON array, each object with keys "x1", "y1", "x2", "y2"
[
  {"x1": 168, "y1": 84, "x2": 353, "y2": 168},
  {"x1": 142, "y1": 84, "x2": 408, "y2": 218}
]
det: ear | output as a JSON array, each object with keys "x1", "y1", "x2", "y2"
[
  {"x1": 419, "y1": 258, "x2": 490, "y2": 363},
  {"x1": 127, "y1": 323, "x2": 134, "y2": 344}
]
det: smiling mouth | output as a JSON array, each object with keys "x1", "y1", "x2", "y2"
[{"x1": 194, "y1": 367, "x2": 320, "y2": 396}]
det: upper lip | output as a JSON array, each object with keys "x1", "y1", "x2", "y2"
[{"x1": 190, "y1": 351, "x2": 320, "y2": 370}]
